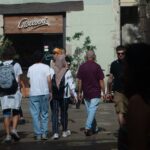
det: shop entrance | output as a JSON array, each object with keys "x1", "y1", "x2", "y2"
[{"x1": 6, "y1": 34, "x2": 63, "y2": 69}]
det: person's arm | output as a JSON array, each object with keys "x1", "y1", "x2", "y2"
[
  {"x1": 77, "y1": 79, "x2": 83, "y2": 101},
  {"x1": 47, "y1": 75, "x2": 52, "y2": 93},
  {"x1": 107, "y1": 73, "x2": 113, "y2": 94},
  {"x1": 99, "y1": 79, "x2": 105, "y2": 99}
]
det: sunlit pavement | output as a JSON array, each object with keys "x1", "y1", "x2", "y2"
[{"x1": 0, "y1": 98, "x2": 118, "y2": 150}]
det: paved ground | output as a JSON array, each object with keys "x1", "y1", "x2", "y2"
[{"x1": 0, "y1": 99, "x2": 118, "y2": 150}]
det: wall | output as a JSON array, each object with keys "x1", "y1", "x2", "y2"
[{"x1": 66, "y1": 1, "x2": 116, "y2": 75}]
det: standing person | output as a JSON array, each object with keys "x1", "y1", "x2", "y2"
[
  {"x1": 77, "y1": 50, "x2": 105, "y2": 136},
  {"x1": 123, "y1": 43, "x2": 150, "y2": 150},
  {"x1": 27, "y1": 50, "x2": 53, "y2": 141},
  {"x1": 50, "y1": 54, "x2": 77, "y2": 140},
  {"x1": 106, "y1": 45, "x2": 128, "y2": 149},
  {"x1": 107, "y1": 45, "x2": 128, "y2": 126},
  {"x1": 0, "y1": 46, "x2": 22, "y2": 143}
]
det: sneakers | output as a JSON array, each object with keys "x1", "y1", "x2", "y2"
[
  {"x1": 11, "y1": 130, "x2": 20, "y2": 141},
  {"x1": 84, "y1": 129, "x2": 93, "y2": 136},
  {"x1": 34, "y1": 135, "x2": 41, "y2": 141},
  {"x1": 51, "y1": 133, "x2": 59, "y2": 140},
  {"x1": 41, "y1": 134, "x2": 48, "y2": 140},
  {"x1": 62, "y1": 130, "x2": 71, "y2": 138},
  {"x1": 4, "y1": 135, "x2": 12, "y2": 144},
  {"x1": 19, "y1": 118, "x2": 26, "y2": 125}
]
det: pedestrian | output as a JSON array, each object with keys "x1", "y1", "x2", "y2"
[
  {"x1": 77, "y1": 50, "x2": 105, "y2": 136},
  {"x1": 123, "y1": 43, "x2": 150, "y2": 150},
  {"x1": 0, "y1": 45, "x2": 23, "y2": 143},
  {"x1": 107, "y1": 45, "x2": 128, "y2": 126},
  {"x1": 106, "y1": 45, "x2": 128, "y2": 149},
  {"x1": 50, "y1": 54, "x2": 77, "y2": 140},
  {"x1": 27, "y1": 50, "x2": 54, "y2": 141}
]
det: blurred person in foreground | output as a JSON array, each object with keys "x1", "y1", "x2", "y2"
[
  {"x1": 77, "y1": 50, "x2": 105, "y2": 136},
  {"x1": 123, "y1": 43, "x2": 150, "y2": 150}
]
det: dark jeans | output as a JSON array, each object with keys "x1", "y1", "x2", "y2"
[
  {"x1": 118, "y1": 125, "x2": 128, "y2": 150},
  {"x1": 50, "y1": 98, "x2": 70, "y2": 134}
]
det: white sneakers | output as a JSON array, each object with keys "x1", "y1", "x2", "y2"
[
  {"x1": 52, "y1": 130, "x2": 71, "y2": 140},
  {"x1": 62, "y1": 130, "x2": 71, "y2": 138},
  {"x1": 51, "y1": 133, "x2": 59, "y2": 140}
]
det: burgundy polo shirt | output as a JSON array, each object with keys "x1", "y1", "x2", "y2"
[{"x1": 77, "y1": 60, "x2": 104, "y2": 99}]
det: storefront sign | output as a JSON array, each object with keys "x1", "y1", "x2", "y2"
[{"x1": 4, "y1": 15, "x2": 63, "y2": 34}]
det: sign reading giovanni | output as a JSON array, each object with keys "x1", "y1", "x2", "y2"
[{"x1": 4, "y1": 15, "x2": 63, "y2": 34}]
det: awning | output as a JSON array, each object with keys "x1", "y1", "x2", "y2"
[{"x1": 0, "y1": 1, "x2": 84, "y2": 14}]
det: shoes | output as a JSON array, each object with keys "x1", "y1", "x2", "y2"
[
  {"x1": 62, "y1": 130, "x2": 71, "y2": 137},
  {"x1": 84, "y1": 129, "x2": 93, "y2": 136},
  {"x1": 41, "y1": 134, "x2": 48, "y2": 140},
  {"x1": 92, "y1": 127, "x2": 100, "y2": 134},
  {"x1": 34, "y1": 135, "x2": 41, "y2": 141},
  {"x1": 11, "y1": 130, "x2": 20, "y2": 141},
  {"x1": 19, "y1": 118, "x2": 26, "y2": 125},
  {"x1": 4, "y1": 135, "x2": 12, "y2": 144},
  {"x1": 51, "y1": 133, "x2": 59, "y2": 140}
]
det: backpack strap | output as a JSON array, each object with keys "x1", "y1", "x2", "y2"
[{"x1": 11, "y1": 61, "x2": 16, "y2": 66}]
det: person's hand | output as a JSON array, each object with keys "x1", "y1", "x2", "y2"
[
  {"x1": 78, "y1": 93, "x2": 83, "y2": 101},
  {"x1": 49, "y1": 93, "x2": 53, "y2": 101},
  {"x1": 74, "y1": 96, "x2": 78, "y2": 104}
]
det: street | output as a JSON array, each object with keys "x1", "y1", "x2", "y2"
[{"x1": 0, "y1": 99, "x2": 118, "y2": 150}]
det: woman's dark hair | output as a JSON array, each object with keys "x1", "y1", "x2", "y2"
[
  {"x1": 124, "y1": 43, "x2": 150, "y2": 103},
  {"x1": 2, "y1": 45, "x2": 16, "y2": 60}
]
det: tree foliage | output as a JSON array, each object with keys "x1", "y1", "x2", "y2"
[{"x1": 66, "y1": 32, "x2": 96, "y2": 78}]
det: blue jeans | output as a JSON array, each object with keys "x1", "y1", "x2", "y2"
[
  {"x1": 84, "y1": 98, "x2": 100, "y2": 130},
  {"x1": 29, "y1": 95, "x2": 49, "y2": 136}
]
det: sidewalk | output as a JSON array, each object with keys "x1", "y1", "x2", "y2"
[{"x1": 0, "y1": 98, "x2": 118, "y2": 150}]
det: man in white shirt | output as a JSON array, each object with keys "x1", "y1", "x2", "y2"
[{"x1": 27, "y1": 50, "x2": 54, "y2": 141}]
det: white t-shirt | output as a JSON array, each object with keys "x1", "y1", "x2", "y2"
[
  {"x1": 27, "y1": 63, "x2": 54, "y2": 96},
  {"x1": 0, "y1": 60, "x2": 23, "y2": 110}
]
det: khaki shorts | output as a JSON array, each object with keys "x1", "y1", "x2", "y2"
[{"x1": 113, "y1": 91, "x2": 128, "y2": 114}]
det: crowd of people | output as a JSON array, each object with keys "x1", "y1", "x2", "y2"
[{"x1": 0, "y1": 43, "x2": 150, "y2": 150}]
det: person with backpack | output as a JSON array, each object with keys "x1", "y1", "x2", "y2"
[
  {"x1": 50, "y1": 54, "x2": 78, "y2": 140},
  {"x1": 0, "y1": 46, "x2": 23, "y2": 143}
]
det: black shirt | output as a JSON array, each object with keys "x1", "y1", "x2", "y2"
[{"x1": 110, "y1": 59, "x2": 124, "y2": 92}]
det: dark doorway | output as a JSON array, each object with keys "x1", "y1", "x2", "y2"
[{"x1": 6, "y1": 34, "x2": 63, "y2": 69}]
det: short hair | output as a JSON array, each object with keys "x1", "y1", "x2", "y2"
[
  {"x1": 85, "y1": 50, "x2": 96, "y2": 60},
  {"x1": 2, "y1": 45, "x2": 16, "y2": 60},
  {"x1": 32, "y1": 50, "x2": 43, "y2": 63},
  {"x1": 116, "y1": 45, "x2": 126, "y2": 52}
]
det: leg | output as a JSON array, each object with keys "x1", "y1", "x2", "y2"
[
  {"x1": 60, "y1": 98, "x2": 69, "y2": 131},
  {"x1": 50, "y1": 99, "x2": 59, "y2": 134},
  {"x1": 3, "y1": 109, "x2": 12, "y2": 143},
  {"x1": 84, "y1": 98, "x2": 100, "y2": 130},
  {"x1": 40, "y1": 95, "x2": 49, "y2": 137},
  {"x1": 29, "y1": 96, "x2": 41, "y2": 137}
]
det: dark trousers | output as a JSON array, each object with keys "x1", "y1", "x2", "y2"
[{"x1": 50, "y1": 98, "x2": 70, "y2": 134}]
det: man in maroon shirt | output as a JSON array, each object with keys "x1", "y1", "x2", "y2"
[{"x1": 77, "y1": 50, "x2": 105, "y2": 136}]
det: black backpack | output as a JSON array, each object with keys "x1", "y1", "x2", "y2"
[
  {"x1": 52, "y1": 70, "x2": 69, "y2": 100},
  {"x1": 0, "y1": 61, "x2": 18, "y2": 97}
]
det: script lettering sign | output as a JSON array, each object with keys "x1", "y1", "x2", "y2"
[{"x1": 4, "y1": 15, "x2": 63, "y2": 34}]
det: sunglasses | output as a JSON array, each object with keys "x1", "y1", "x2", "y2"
[{"x1": 117, "y1": 52, "x2": 125, "y2": 55}]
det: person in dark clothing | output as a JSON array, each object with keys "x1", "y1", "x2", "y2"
[
  {"x1": 107, "y1": 45, "x2": 128, "y2": 127},
  {"x1": 123, "y1": 43, "x2": 150, "y2": 150},
  {"x1": 107, "y1": 45, "x2": 128, "y2": 150}
]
